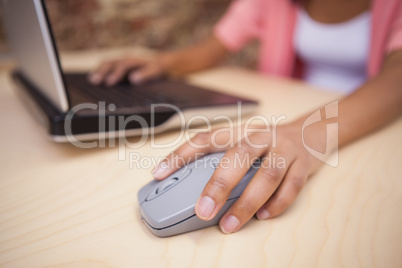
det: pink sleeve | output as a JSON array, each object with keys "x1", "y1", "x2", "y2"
[
  {"x1": 386, "y1": 2, "x2": 402, "y2": 52},
  {"x1": 213, "y1": 0, "x2": 264, "y2": 51}
]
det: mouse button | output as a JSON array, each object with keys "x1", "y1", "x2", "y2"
[
  {"x1": 144, "y1": 169, "x2": 193, "y2": 202},
  {"x1": 138, "y1": 179, "x2": 160, "y2": 204},
  {"x1": 158, "y1": 177, "x2": 179, "y2": 193},
  {"x1": 142, "y1": 171, "x2": 209, "y2": 228},
  {"x1": 145, "y1": 189, "x2": 159, "y2": 201},
  {"x1": 174, "y1": 168, "x2": 192, "y2": 181}
]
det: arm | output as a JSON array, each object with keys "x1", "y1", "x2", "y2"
[
  {"x1": 152, "y1": 50, "x2": 402, "y2": 234},
  {"x1": 336, "y1": 50, "x2": 402, "y2": 146},
  {"x1": 89, "y1": 0, "x2": 263, "y2": 86},
  {"x1": 161, "y1": 35, "x2": 228, "y2": 77}
]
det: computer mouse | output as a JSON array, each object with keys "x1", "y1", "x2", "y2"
[{"x1": 137, "y1": 152, "x2": 261, "y2": 237}]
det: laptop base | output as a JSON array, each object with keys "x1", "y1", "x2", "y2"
[{"x1": 12, "y1": 71, "x2": 258, "y2": 142}]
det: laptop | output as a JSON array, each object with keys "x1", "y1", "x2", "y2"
[{"x1": 1, "y1": 0, "x2": 258, "y2": 142}]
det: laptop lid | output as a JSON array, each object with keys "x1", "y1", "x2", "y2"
[{"x1": 2, "y1": 0, "x2": 69, "y2": 112}]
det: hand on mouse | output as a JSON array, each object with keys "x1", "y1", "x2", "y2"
[
  {"x1": 152, "y1": 119, "x2": 337, "y2": 234},
  {"x1": 88, "y1": 54, "x2": 174, "y2": 86}
]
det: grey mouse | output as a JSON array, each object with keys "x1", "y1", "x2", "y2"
[{"x1": 138, "y1": 152, "x2": 261, "y2": 237}]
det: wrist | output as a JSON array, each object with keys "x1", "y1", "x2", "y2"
[
  {"x1": 285, "y1": 117, "x2": 338, "y2": 170},
  {"x1": 158, "y1": 52, "x2": 182, "y2": 76}
]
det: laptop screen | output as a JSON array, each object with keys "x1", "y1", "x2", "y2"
[{"x1": 2, "y1": 0, "x2": 69, "y2": 112}]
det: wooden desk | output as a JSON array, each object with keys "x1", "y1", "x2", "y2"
[{"x1": 0, "y1": 50, "x2": 401, "y2": 267}]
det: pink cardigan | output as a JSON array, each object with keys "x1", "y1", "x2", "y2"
[{"x1": 214, "y1": 0, "x2": 402, "y2": 78}]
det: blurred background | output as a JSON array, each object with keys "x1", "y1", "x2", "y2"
[{"x1": 0, "y1": 0, "x2": 258, "y2": 68}]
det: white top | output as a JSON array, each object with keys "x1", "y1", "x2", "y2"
[{"x1": 294, "y1": 9, "x2": 371, "y2": 94}]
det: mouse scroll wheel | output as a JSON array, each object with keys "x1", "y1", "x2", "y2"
[{"x1": 156, "y1": 177, "x2": 179, "y2": 194}]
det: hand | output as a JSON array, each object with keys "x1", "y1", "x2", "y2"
[
  {"x1": 88, "y1": 36, "x2": 228, "y2": 86},
  {"x1": 152, "y1": 121, "x2": 334, "y2": 234},
  {"x1": 88, "y1": 54, "x2": 174, "y2": 86}
]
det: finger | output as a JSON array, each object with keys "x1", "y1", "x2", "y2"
[
  {"x1": 152, "y1": 126, "x2": 245, "y2": 180},
  {"x1": 88, "y1": 60, "x2": 117, "y2": 85},
  {"x1": 105, "y1": 59, "x2": 144, "y2": 86},
  {"x1": 129, "y1": 63, "x2": 163, "y2": 84},
  {"x1": 218, "y1": 152, "x2": 293, "y2": 234},
  {"x1": 152, "y1": 132, "x2": 214, "y2": 180},
  {"x1": 195, "y1": 140, "x2": 267, "y2": 221},
  {"x1": 256, "y1": 160, "x2": 308, "y2": 220}
]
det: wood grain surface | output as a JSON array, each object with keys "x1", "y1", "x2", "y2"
[{"x1": 0, "y1": 50, "x2": 401, "y2": 267}]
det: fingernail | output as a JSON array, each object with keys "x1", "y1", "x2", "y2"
[
  {"x1": 221, "y1": 215, "x2": 240, "y2": 234},
  {"x1": 256, "y1": 208, "x2": 270, "y2": 220},
  {"x1": 196, "y1": 196, "x2": 216, "y2": 220},
  {"x1": 152, "y1": 162, "x2": 170, "y2": 179},
  {"x1": 89, "y1": 73, "x2": 101, "y2": 84},
  {"x1": 130, "y1": 73, "x2": 143, "y2": 84}
]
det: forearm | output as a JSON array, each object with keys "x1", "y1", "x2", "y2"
[
  {"x1": 294, "y1": 50, "x2": 402, "y2": 150},
  {"x1": 160, "y1": 35, "x2": 228, "y2": 77},
  {"x1": 337, "y1": 51, "x2": 402, "y2": 147}
]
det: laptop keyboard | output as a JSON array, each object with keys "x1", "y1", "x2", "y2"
[
  {"x1": 63, "y1": 72, "x2": 247, "y2": 113},
  {"x1": 64, "y1": 73, "x2": 174, "y2": 108}
]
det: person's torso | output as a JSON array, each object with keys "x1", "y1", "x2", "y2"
[{"x1": 294, "y1": 7, "x2": 371, "y2": 93}]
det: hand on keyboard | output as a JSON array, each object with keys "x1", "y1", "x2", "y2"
[
  {"x1": 88, "y1": 55, "x2": 172, "y2": 87},
  {"x1": 88, "y1": 36, "x2": 229, "y2": 87}
]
